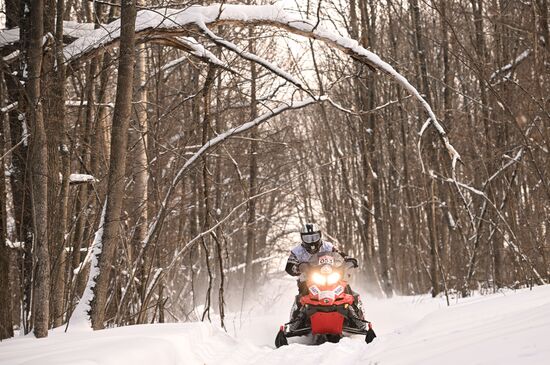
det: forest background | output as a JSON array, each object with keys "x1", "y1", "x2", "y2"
[{"x1": 0, "y1": 0, "x2": 548, "y2": 339}]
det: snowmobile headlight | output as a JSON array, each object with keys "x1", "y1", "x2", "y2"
[
  {"x1": 311, "y1": 272, "x2": 326, "y2": 285},
  {"x1": 326, "y1": 272, "x2": 341, "y2": 285}
]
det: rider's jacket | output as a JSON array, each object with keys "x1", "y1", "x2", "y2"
[{"x1": 285, "y1": 240, "x2": 335, "y2": 276}]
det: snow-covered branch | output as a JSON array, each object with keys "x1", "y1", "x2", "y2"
[
  {"x1": 142, "y1": 96, "x2": 324, "y2": 251},
  {"x1": 0, "y1": 101, "x2": 18, "y2": 113},
  {"x1": 489, "y1": 48, "x2": 531, "y2": 83},
  {"x1": 60, "y1": 4, "x2": 459, "y2": 168},
  {"x1": 65, "y1": 100, "x2": 115, "y2": 108},
  {"x1": 148, "y1": 35, "x2": 236, "y2": 72},
  {"x1": 69, "y1": 173, "x2": 98, "y2": 185},
  {"x1": 0, "y1": 21, "x2": 96, "y2": 52},
  {"x1": 483, "y1": 148, "x2": 524, "y2": 189},
  {"x1": 196, "y1": 23, "x2": 311, "y2": 96},
  {"x1": 1, "y1": 4, "x2": 464, "y2": 171}
]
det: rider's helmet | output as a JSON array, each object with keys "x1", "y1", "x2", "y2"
[{"x1": 300, "y1": 223, "x2": 322, "y2": 254}]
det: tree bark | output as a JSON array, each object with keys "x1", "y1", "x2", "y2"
[
  {"x1": 90, "y1": 0, "x2": 137, "y2": 330},
  {"x1": 199, "y1": 65, "x2": 216, "y2": 321},
  {"x1": 244, "y1": 31, "x2": 258, "y2": 296},
  {"x1": 25, "y1": 0, "x2": 51, "y2": 338},
  {"x1": 130, "y1": 37, "x2": 149, "y2": 313},
  {"x1": 6, "y1": 0, "x2": 34, "y2": 334},
  {"x1": 0, "y1": 96, "x2": 14, "y2": 339},
  {"x1": 410, "y1": 0, "x2": 440, "y2": 297},
  {"x1": 47, "y1": 0, "x2": 70, "y2": 328}
]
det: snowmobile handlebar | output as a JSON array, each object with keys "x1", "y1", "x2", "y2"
[{"x1": 344, "y1": 257, "x2": 358, "y2": 269}]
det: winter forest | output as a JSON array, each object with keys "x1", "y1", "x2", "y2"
[{"x1": 0, "y1": 0, "x2": 549, "y2": 358}]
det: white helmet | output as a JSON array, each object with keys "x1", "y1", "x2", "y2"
[{"x1": 300, "y1": 223, "x2": 322, "y2": 254}]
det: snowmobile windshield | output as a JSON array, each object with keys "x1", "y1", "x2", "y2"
[
  {"x1": 308, "y1": 252, "x2": 344, "y2": 268},
  {"x1": 306, "y1": 252, "x2": 345, "y2": 286}
]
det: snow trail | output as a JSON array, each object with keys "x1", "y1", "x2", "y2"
[{"x1": 1, "y1": 282, "x2": 549, "y2": 365}]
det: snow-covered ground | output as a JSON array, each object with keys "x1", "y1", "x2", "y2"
[{"x1": 1, "y1": 280, "x2": 549, "y2": 365}]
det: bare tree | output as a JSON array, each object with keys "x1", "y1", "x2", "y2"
[{"x1": 90, "y1": 0, "x2": 137, "y2": 330}]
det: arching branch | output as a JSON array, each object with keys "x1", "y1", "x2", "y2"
[
  {"x1": 142, "y1": 96, "x2": 325, "y2": 251},
  {"x1": 60, "y1": 4, "x2": 460, "y2": 167}
]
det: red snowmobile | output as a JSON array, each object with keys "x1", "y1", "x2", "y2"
[{"x1": 275, "y1": 252, "x2": 376, "y2": 347}]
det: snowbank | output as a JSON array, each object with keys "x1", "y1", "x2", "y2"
[{"x1": 0, "y1": 323, "x2": 238, "y2": 365}]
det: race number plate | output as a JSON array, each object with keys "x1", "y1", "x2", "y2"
[{"x1": 319, "y1": 255, "x2": 334, "y2": 265}]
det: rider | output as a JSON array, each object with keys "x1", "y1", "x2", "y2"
[{"x1": 285, "y1": 222, "x2": 361, "y2": 322}]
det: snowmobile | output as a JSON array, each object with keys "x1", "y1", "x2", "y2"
[{"x1": 275, "y1": 252, "x2": 376, "y2": 347}]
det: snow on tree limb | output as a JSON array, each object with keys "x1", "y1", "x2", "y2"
[
  {"x1": 142, "y1": 97, "x2": 324, "y2": 250},
  {"x1": 148, "y1": 35, "x2": 236, "y2": 72},
  {"x1": 142, "y1": 268, "x2": 163, "y2": 305},
  {"x1": 69, "y1": 173, "x2": 97, "y2": 185},
  {"x1": 0, "y1": 28, "x2": 20, "y2": 49},
  {"x1": 0, "y1": 21, "x2": 96, "y2": 52},
  {"x1": 60, "y1": 4, "x2": 460, "y2": 167},
  {"x1": 489, "y1": 48, "x2": 531, "y2": 83},
  {"x1": 483, "y1": 148, "x2": 524, "y2": 188},
  {"x1": 196, "y1": 24, "x2": 311, "y2": 96},
  {"x1": 2, "y1": 4, "x2": 460, "y2": 166}
]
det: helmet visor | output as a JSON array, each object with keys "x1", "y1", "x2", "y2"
[{"x1": 301, "y1": 232, "x2": 321, "y2": 244}]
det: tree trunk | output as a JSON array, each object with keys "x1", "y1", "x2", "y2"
[
  {"x1": 46, "y1": 0, "x2": 70, "y2": 328},
  {"x1": 130, "y1": 37, "x2": 149, "y2": 311},
  {"x1": 360, "y1": 0, "x2": 393, "y2": 297},
  {"x1": 90, "y1": 0, "x2": 137, "y2": 330},
  {"x1": 6, "y1": 0, "x2": 33, "y2": 334},
  {"x1": 25, "y1": 0, "x2": 50, "y2": 338},
  {"x1": 199, "y1": 65, "x2": 216, "y2": 321},
  {"x1": 0, "y1": 0, "x2": 18, "y2": 340},
  {"x1": 214, "y1": 58, "x2": 226, "y2": 328},
  {"x1": 244, "y1": 31, "x2": 258, "y2": 296},
  {"x1": 410, "y1": 0, "x2": 440, "y2": 297},
  {"x1": 0, "y1": 98, "x2": 14, "y2": 339},
  {"x1": 69, "y1": 60, "x2": 96, "y2": 298}
]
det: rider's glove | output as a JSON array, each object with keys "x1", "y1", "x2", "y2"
[{"x1": 344, "y1": 257, "x2": 358, "y2": 268}]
